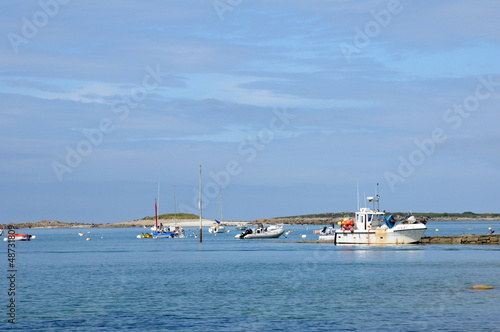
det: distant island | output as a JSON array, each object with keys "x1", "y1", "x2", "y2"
[
  {"x1": 259, "y1": 211, "x2": 500, "y2": 225},
  {"x1": 1, "y1": 211, "x2": 499, "y2": 229}
]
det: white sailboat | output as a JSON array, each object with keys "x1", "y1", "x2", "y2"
[
  {"x1": 209, "y1": 181, "x2": 226, "y2": 234},
  {"x1": 319, "y1": 184, "x2": 426, "y2": 244}
]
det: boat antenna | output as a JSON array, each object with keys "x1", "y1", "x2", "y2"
[
  {"x1": 356, "y1": 179, "x2": 360, "y2": 211},
  {"x1": 199, "y1": 165, "x2": 203, "y2": 243},
  {"x1": 376, "y1": 183, "x2": 380, "y2": 212}
]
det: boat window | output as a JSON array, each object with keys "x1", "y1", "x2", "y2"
[{"x1": 368, "y1": 214, "x2": 372, "y2": 221}]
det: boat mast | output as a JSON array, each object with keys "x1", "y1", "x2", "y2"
[
  {"x1": 199, "y1": 165, "x2": 202, "y2": 243},
  {"x1": 219, "y1": 180, "x2": 223, "y2": 222},
  {"x1": 375, "y1": 183, "x2": 380, "y2": 212},
  {"x1": 174, "y1": 185, "x2": 177, "y2": 225},
  {"x1": 155, "y1": 198, "x2": 158, "y2": 230}
]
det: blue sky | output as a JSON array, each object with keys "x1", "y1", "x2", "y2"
[{"x1": 1, "y1": 0, "x2": 500, "y2": 223}]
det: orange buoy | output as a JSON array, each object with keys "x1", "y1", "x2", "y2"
[{"x1": 469, "y1": 285, "x2": 494, "y2": 290}]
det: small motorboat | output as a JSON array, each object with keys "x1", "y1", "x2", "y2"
[
  {"x1": 235, "y1": 223, "x2": 284, "y2": 239},
  {"x1": 3, "y1": 233, "x2": 36, "y2": 241},
  {"x1": 236, "y1": 223, "x2": 247, "y2": 230}
]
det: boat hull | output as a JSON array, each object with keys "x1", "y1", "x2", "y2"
[
  {"x1": 3, "y1": 234, "x2": 35, "y2": 241},
  {"x1": 236, "y1": 228, "x2": 284, "y2": 239},
  {"x1": 329, "y1": 226, "x2": 426, "y2": 244},
  {"x1": 152, "y1": 231, "x2": 185, "y2": 239},
  {"x1": 208, "y1": 226, "x2": 225, "y2": 234}
]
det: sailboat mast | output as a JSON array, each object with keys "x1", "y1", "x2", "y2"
[
  {"x1": 219, "y1": 180, "x2": 223, "y2": 222},
  {"x1": 199, "y1": 165, "x2": 203, "y2": 243},
  {"x1": 155, "y1": 198, "x2": 158, "y2": 229},
  {"x1": 174, "y1": 185, "x2": 177, "y2": 225}
]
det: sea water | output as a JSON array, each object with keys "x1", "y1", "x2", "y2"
[{"x1": 1, "y1": 221, "x2": 499, "y2": 331}]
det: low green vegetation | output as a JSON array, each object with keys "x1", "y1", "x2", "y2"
[
  {"x1": 141, "y1": 213, "x2": 199, "y2": 220},
  {"x1": 276, "y1": 212, "x2": 500, "y2": 219},
  {"x1": 277, "y1": 212, "x2": 355, "y2": 219},
  {"x1": 410, "y1": 212, "x2": 500, "y2": 219}
]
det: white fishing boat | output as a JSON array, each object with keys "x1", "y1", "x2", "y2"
[
  {"x1": 319, "y1": 186, "x2": 426, "y2": 245},
  {"x1": 209, "y1": 181, "x2": 226, "y2": 234},
  {"x1": 235, "y1": 224, "x2": 284, "y2": 239}
]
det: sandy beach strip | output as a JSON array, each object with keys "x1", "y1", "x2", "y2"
[{"x1": 111, "y1": 219, "x2": 251, "y2": 228}]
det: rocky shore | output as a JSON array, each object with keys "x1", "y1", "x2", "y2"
[
  {"x1": 419, "y1": 234, "x2": 499, "y2": 245},
  {"x1": 285, "y1": 234, "x2": 500, "y2": 245}
]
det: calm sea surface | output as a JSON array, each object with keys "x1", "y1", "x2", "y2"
[{"x1": 2, "y1": 221, "x2": 500, "y2": 331}]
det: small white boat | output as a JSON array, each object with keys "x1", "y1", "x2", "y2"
[
  {"x1": 3, "y1": 233, "x2": 36, "y2": 241},
  {"x1": 209, "y1": 182, "x2": 226, "y2": 234},
  {"x1": 208, "y1": 222, "x2": 225, "y2": 234},
  {"x1": 236, "y1": 223, "x2": 247, "y2": 230},
  {"x1": 235, "y1": 224, "x2": 284, "y2": 239},
  {"x1": 319, "y1": 186, "x2": 426, "y2": 245}
]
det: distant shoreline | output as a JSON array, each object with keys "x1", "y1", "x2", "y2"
[{"x1": 2, "y1": 216, "x2": 499, "y2": 230}]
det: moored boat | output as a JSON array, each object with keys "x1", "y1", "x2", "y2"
[
  {"x1": 144, "y1": 199, "x2": 185, "y2": 239},
  {"x1": 3, "y1": 233, "x2": 36, "y2": 241},
  {"x1": 208, "y1": 220, "x2": 225, "y2": 233},
  {"x1": 209, "y1": 182, "x2": 226, "y2": 234},
  {"x1": 235, "y1": 224, "x2": 284, "y2": 239},
  {"x1": 153, "y1": 224, "x2": 185, "y2": 238},
  {"x1": 236, "y1": 223, "x2": 247, "y2": 230},
  {"x1": 319, "y1": 186, "x2": 427, "y2": 245}
]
